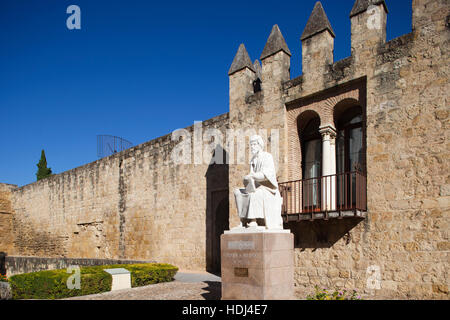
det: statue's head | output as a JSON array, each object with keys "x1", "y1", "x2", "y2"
[{"x1": 250, "y1": 135, "x2": 264, "y2": 155}]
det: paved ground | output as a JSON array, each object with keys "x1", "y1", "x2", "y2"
[
  {"x1": 63, "y1": 270, "x2": 380, "y2": 301},
  {"x1": 174, "y1": 271, "x2": 221, "y2": 283},
  {"x1": 56, "y1": 270, "x2": 380, "y2": 300},
  {"x1": 65, "y1": 270, "x2": 222, "y2": 300}
]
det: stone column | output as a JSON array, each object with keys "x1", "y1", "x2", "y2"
[{"x1": 319, "y1": 126, "x2": 337, "y2": 211}]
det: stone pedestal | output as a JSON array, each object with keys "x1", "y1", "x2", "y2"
[{"x1": 221, "y1": 229, "x2": 294, "y2": 300}]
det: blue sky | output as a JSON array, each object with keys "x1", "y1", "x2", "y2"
[{"x1": 0, "y1": 0, "x2": 412, "y2": 187}]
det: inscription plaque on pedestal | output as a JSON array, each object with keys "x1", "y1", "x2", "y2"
[
  {"x1": 221, "y1": 230, "x2": 294, "y2": 300},
  {"x1": 234, "y1": 268, "x2": 249, "y2": 277}
]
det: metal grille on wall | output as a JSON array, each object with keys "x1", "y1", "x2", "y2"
[{"x1": 97, "y1": 135, "x2": 133, "y2": 159}]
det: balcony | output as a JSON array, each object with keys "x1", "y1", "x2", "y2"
[{"x1": 279, "y1": 171, "x2": 367, "y2": 222}]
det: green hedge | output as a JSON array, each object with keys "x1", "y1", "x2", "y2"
[
  {"x1": 9, "y1": 267, "x2": 111, "y2": 299},
  {"x1": 100, "y1": 263, "x2": 178, "y2": 287},
  {"x1": 9, "y1": 263, "x2": 178, "y2": 300}
]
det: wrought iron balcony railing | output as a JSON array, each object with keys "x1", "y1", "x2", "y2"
[{"x1": 279, "y1": 171, "x2": 367, "y2": 221}]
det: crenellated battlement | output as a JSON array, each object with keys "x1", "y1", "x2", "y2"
[
  {"x1": 229, "y1": 0, "x2": 447, "y2": 103},
  {"x1": 225, "y1": 1, "x2": 448, "y2": 299}
]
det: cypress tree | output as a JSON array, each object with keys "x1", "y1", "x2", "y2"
[{"x1": 36, "y1": 149, "x2": 52, "y2": 181}]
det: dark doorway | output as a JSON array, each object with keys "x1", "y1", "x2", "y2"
[
  {"x1": 0, "y1": 252, "x2": 6, "y2": 275},
  {"x1": 211, "y1": 192, "x2": 229, "y2": 274},
  {"x1": 205, "y1": 145, "x2": 229, "y2": 275}
]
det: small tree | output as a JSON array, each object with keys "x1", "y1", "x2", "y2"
[{"x1": 36, "y1": 149, "x2": 52, "y2": 181}]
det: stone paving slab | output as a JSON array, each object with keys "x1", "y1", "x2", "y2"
[
  {"x1": 64, "y1": 271, "x2": 222, "y2": 300},
  {"x1": 174, "y1": 272, "x2": 221, "y2": 283},
  {"x1": 65, "y1": 281, "x2": 221, "y2": 300},
  {"x1": 61, "y1": 271, "x2": 379, "y2": 300}
]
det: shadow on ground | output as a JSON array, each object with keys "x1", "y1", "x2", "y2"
[{"x1": 200, "y1": 281, "x2": 222, "y2": 300}]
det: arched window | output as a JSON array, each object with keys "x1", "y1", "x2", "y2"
[
  {"x1": 300, "y1": 117, "x2": 321, "y2": 211},
  {"x1": 336, "y1": 106, "x2": 364, "y2": 174},
  {"x1": 336, "y1": 105, "x2": 365, "y2": 209},
  {"x1": 301, "y1": 117, "x2": 322, "y2": 179}
]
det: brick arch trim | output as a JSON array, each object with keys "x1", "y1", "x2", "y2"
[{"x1": 286, "y1": 88, "x2": 360, "y2": 182}]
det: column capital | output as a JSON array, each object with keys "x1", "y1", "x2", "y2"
[{"x1": 319, "y1": 125, "x2": 337, "y2": 140}]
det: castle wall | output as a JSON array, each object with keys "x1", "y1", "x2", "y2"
[
  {"x1": 0, "y1": 183, "x2": 17, "y2": 255},
  {"x1": 10, "y1": 113, "x2": 229, "y2": 270},
  {"x1": 279, "y1": 0, "x2": 449, "y2": 299},
  {"x1": 2, "y1": 0, "x2": 448, "y2": 300}
]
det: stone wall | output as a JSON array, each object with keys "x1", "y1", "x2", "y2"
[
  {"x1": 4, "y1": 256, "x2": 154, "y2": 277},
  {"x1": 10, "y1": 113, "x2": 229, "y2": 271},
  {"x1": 2, "y1": 0, "x2": 448, "y2": 300},
  {"x1": 0, "y1": 183, "x2": 17, "y2": 254},
  {"x1": 279, "y1": 0, "x2": 449, "y2": 299},
  {"x1": 226, "y1": 0, "x2": 448, "y2": 299}
]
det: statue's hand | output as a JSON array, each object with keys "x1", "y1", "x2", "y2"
[{"x1": 251, "y1": 172, "x2": 265, "y2": 182}]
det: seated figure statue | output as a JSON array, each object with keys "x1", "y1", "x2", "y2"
[{"x1": 233, "y1": 135, "x2": 283, "y2": 230}]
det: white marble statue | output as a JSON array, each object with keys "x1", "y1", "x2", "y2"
[{"x1": 233, "y1": 135, "x2": 284, "y2": 230}]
